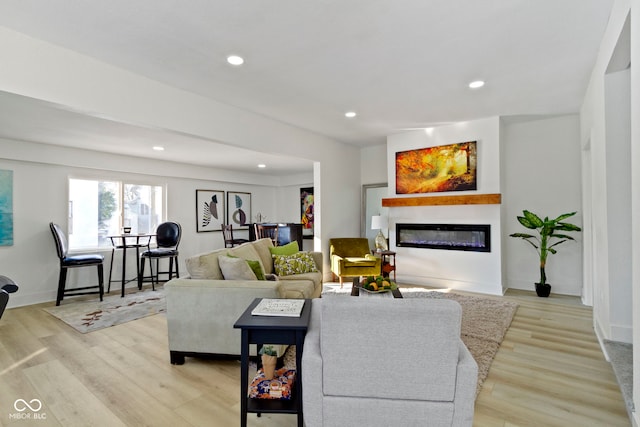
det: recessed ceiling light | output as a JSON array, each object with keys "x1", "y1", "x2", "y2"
[
  {"x1": 227, "y1": 55, "x2": 244, "y2": 66},
  {"x1": 152, "y1": 146, "x2": 165, "y2": 151},
  {"x1": 257, "y1": 164, "x2": 266, "y2": 168},
  {"x1": 345, "y1": 111, "x2": 357, "y2": 118},
  {"x1": 468, "y1": 80, "x2": 485, "y2": 89}
]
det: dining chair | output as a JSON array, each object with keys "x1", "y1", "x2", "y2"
[
  {"x1": 221, "y1": 224, "x2": 249, "y2": 248},
  {"x1": 254, "y1": 223, "x2": 279, "y2": 246},
  {"x1": 49, "y1": 222, "x2": 104, "y2": 306},
  {"x1": 0, "y1": 275, "x2": 19, "y2": 321},
  {"x1": 138, "y1": 221, "x2": 181, "y2": 290}
]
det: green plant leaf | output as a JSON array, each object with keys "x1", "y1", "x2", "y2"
[
  {"x1": 556, "y1": 222, "x2": 581, "y2": 232},
  {"x1": 523, "y1": 210, "x2": 544, "y2": 228},
  {"x1": 550, "y1": 233, "x2": 575, "y2": 240},
  {"x1": 554, "y1": 212, "x2": 577, "y2": 222},
  {"x1": 516, "y1": 216, "x2": 536, "y2": 229},
  {"x1": 509, "y1": 232, "x2": 536, "y2": 239}
]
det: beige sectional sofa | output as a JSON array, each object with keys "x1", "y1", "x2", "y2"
[{"x1": 165, "y1": 237, "x2": 322, "y2": 364}]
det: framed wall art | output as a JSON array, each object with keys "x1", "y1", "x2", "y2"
[
  {"x1": 0, "y1": 169, "x2": 13, "y2": 246},
  {"x1": 196, "y1": 189, "x2": 225, "y2": 232},
  {"x1": 395, "y1": 141, "x2": 477, "y2": 194},
  {"x1": 300, "y1": 187, "x2": 314, "y2": 238},
  {"x1": 227, "y1": 191, "x2": 251, "y2": 230}
]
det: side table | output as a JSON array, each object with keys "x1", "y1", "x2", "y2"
[
  {"x1": 373, "y1": 250, "x2": 396, "y2": 281},
  {"x1": 233, "y1": 298, "x2": 312, "y2": 427}
]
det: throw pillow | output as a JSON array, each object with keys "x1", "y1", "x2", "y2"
[
  {"x1": 269, "y1": 241, "x2": 299, "y2": 256},
  {"x1": 218, "y1": 255, "x2": 258, "y2": 280},
  {"x1": 246, "y1": 259, "x2": 266, "y2": 280},
  {"x1": 273, "y1": 251, "x2": 319, "y2": 276},
  {"x1": 226, "y1": 253, "x2": 266, "y2": 280}
]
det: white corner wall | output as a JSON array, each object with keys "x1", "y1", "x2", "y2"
[
  {"x1": 580, "y1": 0, "x2": 639, "y2": 421},
  {"x1": 502, "y1": 115, "x2": 583, "y2": 296}
]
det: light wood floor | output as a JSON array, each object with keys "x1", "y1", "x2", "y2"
[{"x1": 0, "y1": 288, "x2": 630, "y2": 426}]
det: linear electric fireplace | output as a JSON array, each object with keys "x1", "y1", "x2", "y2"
[{"x1": 396, "y1": 223, "x2": 491, "y2": 252}]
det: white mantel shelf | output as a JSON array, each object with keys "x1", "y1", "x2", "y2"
[{"x1": 382, "y1": 193, "x2": 501, "y2": 207}]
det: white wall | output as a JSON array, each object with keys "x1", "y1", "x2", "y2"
[
  {"x1": 580, "y1": 0, "x2": 639, "y2": 421},
  {"x1": 0, "y1": 138, "x2": 317, "y2": 307},
  {"x1": 605, "y1": 68, "x2": 632, "y2": 342},
  {"x1": 581, "y1": 0, "x2": 633, "y2": 343},
  {"x1": 502, "y1": 115, "x2": 583, "y2": 296},
  {"x1": 386, "y1": 118, "x2": 503, "y2": 295},
  {"x1": 0, "y1": 26, "x2": 362, "y2": 288}
]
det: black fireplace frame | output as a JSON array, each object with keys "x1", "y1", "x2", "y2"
[{"x1": 396, "y1": 223, "x2": 491, "y2": 252}]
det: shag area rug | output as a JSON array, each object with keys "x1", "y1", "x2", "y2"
[
  {"x1": 315, "y1": 287, "x2": 519, "y2": 397},
  {"x1": 43, "y1": 287, "x2": 165, "y2": 333}
]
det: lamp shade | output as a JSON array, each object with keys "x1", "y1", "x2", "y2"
[{"x1": 371, "y1": 215, "x2": 388, "y2": 230}]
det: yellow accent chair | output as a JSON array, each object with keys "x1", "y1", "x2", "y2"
[{"x1": 329, "y1": 238, "x2": 381, "y2": 287}]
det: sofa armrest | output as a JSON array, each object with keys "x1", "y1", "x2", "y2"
[
  {"x1": 452, "y1": 341, "x2": 478, "y2": 426},
  {"x1": 310, "y1": 251, "x2": 323, "y2": 273},
  {"x1": 302, "y1": 300, "x2": 323, "y2": 427},
  {"x1": 165, "y1": 278, "x2": 287, "y2": 356},
  {"x1": 330, "y1": 254, "x2": 345, "y2": 273}
]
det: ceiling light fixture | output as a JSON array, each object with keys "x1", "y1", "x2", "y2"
[
  {"x1": 345, "y1": 111, "x2": 357, "y2": 118},
  {"x1": 258, "y1": 164, "x2": 266, "y2": 168},
  {"x1": 468, "y1": 80, "x2": 485, "y2": 89},
  {"x1": 227, "y1": 55, "x2": 244, "y2": 66},
  {"x1": 152, "y1": 146, "x2": 165, "y2": 151}
]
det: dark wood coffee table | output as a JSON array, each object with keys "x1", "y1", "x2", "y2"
[{"x1": 350, "y1": 277, "x2": 403, "y2": 298}]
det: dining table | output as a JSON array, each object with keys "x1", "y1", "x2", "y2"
[{"x1": 107, "y1": 233, "x2": 155, "y2": 297}]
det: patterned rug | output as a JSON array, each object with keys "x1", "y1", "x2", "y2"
[
  {"x1": 318, "y1": 286, "x2": 519, "y2": 397},
  {"x1": 43, "y1": 287, "x2": 165, "y2": 333}
]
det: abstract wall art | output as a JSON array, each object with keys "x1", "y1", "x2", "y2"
[
  {"x1": 300, "y1": 187, "x2": 314, "y2": 238},
  {"x1": 196, "y1": 189, "x2": 225, "y2": 232},
  {"x1": 227, "y1": 191, "x2": 251, "y2": 230},
  {"x1": 395, "y1": 141, "x2": 477, "y2": 194},
  {"x1": 0, "y1": 170, "x2": 13, "y2": 246}
]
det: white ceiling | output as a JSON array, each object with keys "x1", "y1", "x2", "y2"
[{"x1": 0, "y1": 1, "x2": 613, "y2": 175}]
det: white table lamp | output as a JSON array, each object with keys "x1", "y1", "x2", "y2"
[{"x1": 371, "y1": 215, "x2": 389, "y2": 251}]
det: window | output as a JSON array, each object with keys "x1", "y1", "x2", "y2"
[{"x1": 68, "y1": 178, "x2": 164, "y2": 249}]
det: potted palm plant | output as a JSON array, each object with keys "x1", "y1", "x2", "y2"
[{"x1": 509, "y1": 210, "x2": 581, "y2": 297}]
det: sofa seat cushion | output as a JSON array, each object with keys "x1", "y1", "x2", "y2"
[
  {"x1": 343, "y1": 256, "x2": 377, "y2": 267},
  {"x1": 280, "y1": 271, "x2": 322, "y2": 289},
  {"x1": 277, "y1": 280, "x2": 315, "y2": 299}
]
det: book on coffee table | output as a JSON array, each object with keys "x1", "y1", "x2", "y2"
[{"x1": 251, "y1": 298, "x2": 305, "y2": 317}]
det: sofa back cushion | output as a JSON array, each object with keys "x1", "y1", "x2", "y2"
[
  {"x1": 185, "y1": 248, "x2": 226, "y2": 280},
  {"x1": 320, "y1": 296, "x2": 462, "y2": 402},
  {"x1": 251, "y1": 238, "x2": 276, "y2": 275},
  {"x1": 329, "y1": 238, "x2": 372, "y2": 258}
]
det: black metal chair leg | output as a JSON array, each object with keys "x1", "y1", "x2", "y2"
[
  {"x1": 56, "y1": 268, "x2": 67, "y2": 306},
  {"x1": 97, "y1": 264, "x2": 104, "y2": 301},
  {"x1": 138, "y1": 257, "x2": 146, "y2": 290},
  {"x1": 107, "y1": 248, "x2": 115, "y2": 293}
]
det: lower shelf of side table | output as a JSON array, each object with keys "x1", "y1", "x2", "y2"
[{"x1": 247, "y1": 392, "x2": 299, "y2": 414}]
